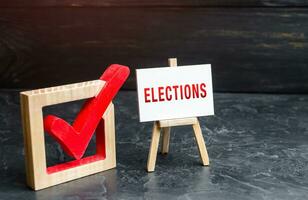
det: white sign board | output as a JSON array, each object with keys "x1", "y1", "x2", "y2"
[{"x1": 136, "y1": 64, "x2": 214, "y2": 122}]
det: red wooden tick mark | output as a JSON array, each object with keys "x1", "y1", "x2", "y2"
[{"x1": 43, "y1": 64, "x2": 130, "y2": 160}]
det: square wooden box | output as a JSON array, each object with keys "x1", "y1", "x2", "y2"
[{"x1": 20, "y1": 80, "x2": 116, "y2": 190}]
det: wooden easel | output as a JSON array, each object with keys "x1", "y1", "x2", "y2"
[{"x1": 146, "y1": 58, "x2": 210, "y2": 172}]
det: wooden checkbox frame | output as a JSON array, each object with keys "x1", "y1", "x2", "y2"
[{"x1": 20, "y1": 80, "x2": 116, "y2": 190}]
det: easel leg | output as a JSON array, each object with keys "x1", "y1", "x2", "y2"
[
  {"x1": 192, "y1": 121, "x2": 209, "y2": 166},
  {"x1": 161, "y1": 127, "x2": 171, "y2": 154},
  {"x1": 147, "y1": 122, "x2": 161, "y2": 172}
]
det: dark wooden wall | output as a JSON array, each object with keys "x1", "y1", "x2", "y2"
[{"x1": 0, "y1": 1, "x2": 308, "y2": 93}]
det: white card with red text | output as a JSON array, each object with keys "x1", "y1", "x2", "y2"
[{"x1": 136, "y1": 64, "x2": 214, "y2": 122}]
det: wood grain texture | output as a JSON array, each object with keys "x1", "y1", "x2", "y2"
[
  {"x1": 149, "y1": 116, "x2": 210, "y2": 171},
  {"x1": 147, "y1": 121, "x2": 161, "y2": 172},
  {"x1": 20, "y1": 80, "x2": 116, "y2": 190},
  {"x1": 159, "y1": 118, "x2": 198, "y2": 128},
  {"x1": 21, "y1": 80, "x2": 105, "y2": 105},
  {"x1": 192, "y1": 120, "x2": 210, "y2": 166},
  {"x1": 1, "y1": 7, "x2": 308, "y2": 93},
  {"x1": 161, "y1": 127, "x2": 171, "y2": 154},
  {"x1": 1, "y1": 0, "x2": 308, "y2": 7}
]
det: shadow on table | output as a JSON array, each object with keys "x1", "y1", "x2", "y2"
[{"x1": 34, "y1": 169, "x2": 117, "y2": 200}]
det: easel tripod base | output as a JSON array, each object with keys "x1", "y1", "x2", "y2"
[{"x1": 146, "y1": 117, "x2": 210, "y2": 172}]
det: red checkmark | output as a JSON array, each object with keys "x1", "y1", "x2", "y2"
[{"x1": 43, "y1": 64, "x2": 130, "y2": 160}]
